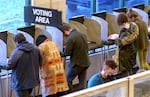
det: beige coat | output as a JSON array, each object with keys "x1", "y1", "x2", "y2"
[{"x1": 38, "y1": 40, "x2": 68, "y2": 97}]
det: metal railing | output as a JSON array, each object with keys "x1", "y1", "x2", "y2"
[{"x1": 62, "y1": 70, "x2": 150, "y2": 97}]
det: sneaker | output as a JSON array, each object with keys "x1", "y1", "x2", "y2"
[{"x1": 136, "y1": 69, "x2": 146, "y2": 73}]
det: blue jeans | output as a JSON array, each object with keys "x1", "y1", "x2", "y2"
[
  {"x1": 16, "y1": 88, "x2": 32, "y2": 97},
  {"x1": 66, "y1": 64, "x2": 88, "y2": 92}
]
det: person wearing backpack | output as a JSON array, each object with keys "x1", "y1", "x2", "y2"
[{"x1": 115, "y1": 13, "x2": 139, "y2": 74}]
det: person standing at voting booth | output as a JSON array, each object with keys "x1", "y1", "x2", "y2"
[
  {"x1": 127, "y1": 10, "x2": 150, "y2": 71},
  {"x1": 59, "y1": 23, "x2": 91, "y2": 93},
  {"x1": 36, "y1": 35, "x2": 69, "y2": 97},
  {"x1": 116, "y1": 13, "x2": 139, "y2": 73},
  {"x1": 0, "y1": 33, "x2": 42, "y2": 97}
]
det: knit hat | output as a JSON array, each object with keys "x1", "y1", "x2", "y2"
[{"x1": 36, "y1": 34, "x2": 47, "y2": 46}]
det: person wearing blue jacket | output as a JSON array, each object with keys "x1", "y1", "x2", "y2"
[
  {"x1": 0, "y1": 33, "x2": 42, "y2": 97},
  {"x1": 88, "y1": 59, "x2": 118, "y2": 88}
]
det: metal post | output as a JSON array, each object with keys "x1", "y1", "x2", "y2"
[
  {"x1": 148, "y1": 0, "x2": 150, "y2": 5},
  {"x1": 25, "y1": 0, "x2": 31, "y2": 26},
  {"x1": 91, "y1": 0, "x2": 96, "y2": 14},
  {"x1": 119, "y1": 0, "x2": 124, "y2": 8},
  {"x1": 145, "y1": 0, "x2": 150, "y2": 5}
]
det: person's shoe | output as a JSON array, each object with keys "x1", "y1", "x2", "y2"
[
  {"x1": 136, "y1": 69, "x2": 146, "y2": 73},
  {"x1": 145, "y1": 63, "x2": 150, "y2": 70}
]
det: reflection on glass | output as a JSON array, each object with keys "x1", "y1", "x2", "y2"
[
  {"x1": 66, "y1": 4, "x2": 91, "y2": 21},
  {"x1": 66, "y1": 0, "x2": 146, "y2": 21},
  {"x1": 134, "y1": 79, "x2": 150, "y2": 97},
  {"x1": 125, "y1": 0, "x2": 144, "y2": 8},
  {"x1": 91, "y1": 87, "x2": 127, "y2": 97}
]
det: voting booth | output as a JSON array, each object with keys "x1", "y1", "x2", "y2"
[
  {"x1": 92, "y1": 11, "x2": 108, "y2": 42},
  {"x1": 0, "y1": 31, "x2": 7, "y2": 65},
  {"x1": 0, "y1": 31, "x2": 16, "y2": 63},
  {"x1": 69, "y1": 15, "x2": 103, "y2": 50}
]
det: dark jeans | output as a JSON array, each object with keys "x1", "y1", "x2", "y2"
[
  {"x1": 46, "y1": 92, "x2": 66, "y2": 97},
  {"x1": 16, "y1": 88, "x2": 32, "y2": 97},
  {"x1": 66, "y1": 64, "x2": 88, "y2": 93}
]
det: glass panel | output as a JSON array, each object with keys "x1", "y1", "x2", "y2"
[
  {"x1": 96, "y1": 0, "x2": 120, "y2": 13},
  {"x1": 66, "y1": 0, "x2": 120, "y2": 21},
  {"x1": 0, "y1": 0, "x2": 26, "y2": 33},
  {"x1": 66, "y1": 0, "x2": 147, "y2": 21},
  {"x1": 66, "y1": 0, "x2": 91, "y2": 21},
  {"x1": 87, "y1": 86, "x2": 127, "y2": 97},
  {"x1": 134, "y1": 79, "x2": 150, "y2": 97},
  {"x1": 124, "y1": 0, "x2": 145, "y2": 8}
]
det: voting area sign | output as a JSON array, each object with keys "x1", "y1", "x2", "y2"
[{"x1": 24, "y1": 6, "x2": 62, "y2": 27}]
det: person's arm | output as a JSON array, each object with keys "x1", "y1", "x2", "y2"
[
  {"x1": 121, "y1": 23, "x2": 139, "y2": 46},
  {"x1": 38, "y1": 48, "x2": 43, "y2": 68},
  {"x1": 38, "y1": 44, "x2": 45, "y2": 68},
  {"x1": 64, "y1": 37, "x2": 73, "y2": 56},
  {"x1": 3, "y1": 49, "x2": 23, "y2": 70}
]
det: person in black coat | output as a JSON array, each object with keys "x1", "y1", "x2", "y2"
[{"x1": 59, "y1": 23, "x2": 91, "y2": 93}]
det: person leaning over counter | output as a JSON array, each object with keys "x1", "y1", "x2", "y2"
[
  {"x1": 0, "y1": 33, "x2": 42, "y2": 97},
  {"x1": 59, "y1": 23, "x2": 91, "y2": 93},
  {"x1": 87, "y1": 59, "x2": 118, "y2": 88}
]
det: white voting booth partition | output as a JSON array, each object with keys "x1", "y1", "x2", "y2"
[
  {"x1": 46, "y1": 26, "x2": 63, "y2": 52},
  {"x1": 0, "y1": 31, "x2": 7, "y2": 66},
  {"x1": 0, "y1": 39, "x2": 6, "y2": 65},
  {"x1": 0, "y1": 41, "x2": 7, "y2": 66},
  {"x1": 91, "y1": 13, "x2": 108, "y2": 42}
]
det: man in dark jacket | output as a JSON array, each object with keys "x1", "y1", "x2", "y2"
[
  {"x1": 0, "y1": 33, "x2": 42, "y2": 97},
  {"x1": 59, "y1": 23, "x2": 91, "y2": 93}
]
